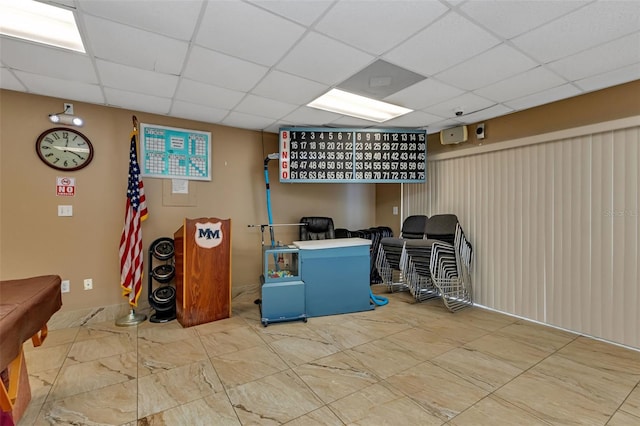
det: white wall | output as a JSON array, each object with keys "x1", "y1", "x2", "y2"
[{"x1": 404, "y1": 117, "x2": 640, "y2": 349}]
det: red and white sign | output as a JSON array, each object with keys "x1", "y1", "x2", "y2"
[{"x1": 56, "y1": 177, "x2": 76, "y2": 196}]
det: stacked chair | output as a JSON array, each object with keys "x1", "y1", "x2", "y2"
[
  {"x1": 377, "y1": 214, "x2": 474, "y2": 312},
  {"x1": 375, "y1": 215, "x2": 429, "y2": 292}
]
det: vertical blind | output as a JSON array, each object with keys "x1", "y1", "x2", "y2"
[{"x1": 404, "y1": 123, "x2": 639, "y2": 349}]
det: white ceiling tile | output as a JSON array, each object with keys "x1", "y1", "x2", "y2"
[
  {"x1": 77, "y1": 0, "x2": 203, "y2": 41},
  {"x1": 315, "y1": 1, "x2": 448, "y2": 55},
  {"x1": 423, "y1": 92, "x2": 496, "y2": 119},
  {"x1": 170, "y1": 100, "x2": 229, "y2": 124},
  {"x1": 246, "y1": 0, "x2": 333, "y2": 26},
  {"x1": 184, "y1": 46, "x2": 269, "y2": 92},
  {"x1": 222, "y1": 111, "x2": 277, "y2": 130},
  {"x1": 384, "y1": 78, "x2": 465, "y2": 110},
  {"x1": 251, "y1": 70, "x2": 327, "y2": 104},
  {"x1": 234, "y1": 94, "x2": 298, "y2": 120},
  {"x1": 384, "y1": 12, "x2": 500, "y2": 76},
  {"x1": 0, "y1": 38, "x2": 97, "y2": 83},
  {"x1": 83, "y1": 15, "x2": 189, "y2": 75},
  {"x1": 0, "y1": 68, "x2": 26, "y2": 91},
  {"x1": 436, "y1": 44, "x2": 538, "y2": 90},
  {"x1": 575, "y1": 63, "x2": 640, "y2": 93},
  {"x1": 276, "y1": 32, "x2": 374, "y2": 85},
  {"x1": 281, "y1": 106, "x2": 343, "y2": 126},
  {"x1": 196, "y1": 1, "x2": 306, "y2": 66},
  {"x1": 547, "y1": 32, "x2": 640, "y2": 81},
  {"x1": 512, "y1": 1, "x2": 640, "y2": 63},
  {"x1": 13, "y1": 71, "x2": 104, "y2": 104},
  {"x1": 460, "y1": 0, "x2": 588, "y2": 40},
  {"x1": 504, "y1": 83, "x2": 582, "y2": 111},
  {"x1": 328, "y1": 115, "x2": 380, "y2": 127},
  {"x1": 457, "y1": 104, "x2": 513, "y2": 124},
  {"x1": 174, "y1": 79, "x2": 245, "y2": 110},
  {"x1": 96, "y1": 60, "x2": 178, "y2": 98},
  {"x1": 104, "y1": 87, "x2": 171, "y2": 115},
  {"x1": 382, "y1": 110, "x2": 443, "y2": 129},
  {"x1": 475, "y1": 66, "x2": 567, "y2": 103}
]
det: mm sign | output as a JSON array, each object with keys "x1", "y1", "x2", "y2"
[{"x1": 56, "y1": 176, "x2": 76, "y2": 196}]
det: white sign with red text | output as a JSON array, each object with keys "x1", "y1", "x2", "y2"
[{"x1": 56, "y1": 177, "x2": 76, "y2": 196}]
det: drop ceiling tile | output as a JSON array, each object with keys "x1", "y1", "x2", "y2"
[
  {"x1": 175, "y1": 79, "x2": 245, "y2": 110},
  {"x1": 247, "y1": 0, "x2": 333, "y2": 26},
  {"x1": 423, "y1": 92, "x2": 496, "y2": 119},
  {"x1": 382, "y1": 110, "x2": 443, "y2": 129},
  {"x1": 276, "y1": 32, "x2": 374, "y2": 85},
  {"x1": 281, "y1": 106, "x2": 343, "y2": 127},
  {"x1": 196, "y1": 1, "x2": 305, "y2": 66},
  {"x1": 104, "y1": 87, "x2": 171, "y2": 115},
  {"x1": 315, "y1": 1, "x2": 447, "y2": 55},
  {"x1": 0, "y1": 38, "x2": 97, "y2": 83},
  {"x1": 96, "y1": 60, "x2": 178, "y2": 98},
  {"x1": 83, "y1": 15, "x2": 189, "y2": 75},
  {"x1": 475, "y1": 66, "x2": 567, "y2": 103},
  {"x1": 575, "y1": 63, "x2": 640, "y2": 92},
  {"x1": 384, "y1": 12, "x2": 500, "y2": 76},
  {"x1": 251, "y1": 70, "x2": 327, "y2": 104},
  {"x1": 170, "y1": 100, "x2": 229, "y2": 124},
  {"x1": 504, "y1": 83, "x2": 582, "y2": 111},
  {"x1": 512, "y1": 1, "x2": 640, "y2": 63},
  {"x1": 0, "y1": 68, "x2": 25, "y2": 91},
  {"x1": 337, "y1": 60, "x2": 427, "y2": 99},
  {"x1": 234, "y1": 94, "x2": 298, "y2": 120},
  {"x1": 460, "y1": 0, "x2": 588, "y2": 40},
  {"x1": 457, "y1": 104, "x2": 513, "y2": 124},
  {"x1": 222, "y1": 111, "x2": 277, "y2": 131},
  {"x1": 184, "y1": 46, "x2": 269, "y2": 92},
  {"x1": 546, "y1": 32, "x2": 640, "y2": 81},
  {"x1": 77, "y1": 0, "x2": 203, "y2": 40},
  {"x1": 436, "y1": 44, "x2": 538, "y2": 91},
  {"x1": 328, "y1": 115, "x2": 378, "y2": 127},
  {"x1": 384, "y1": 78, "x2": 465, "y2": 110},
  {"x1": 13, "y1": 71, "x2": 104, "y2": 104}
]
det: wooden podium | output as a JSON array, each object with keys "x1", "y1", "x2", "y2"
[{"x1": 174, "y1": 217, "x2": 231, "y2": 327}]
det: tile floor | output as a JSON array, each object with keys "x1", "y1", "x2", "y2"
[{"x1": 19, "y1": 288, "x2": 640, "y2": 425}]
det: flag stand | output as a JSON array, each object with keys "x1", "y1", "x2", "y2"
[
  {"x1": 115, "y1": 115, "x2": 148, "y2": 327},
  {"x1": 116, "y1": 309, "x2": 146, "y2": 327}
]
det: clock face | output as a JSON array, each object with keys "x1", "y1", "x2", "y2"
[{"x1": 36, "y1": 128, "x2": 94, "y2": 171}]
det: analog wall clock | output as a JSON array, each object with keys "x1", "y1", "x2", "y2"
[{"x1": 35, "y1": 127, "x2": 94, "y2": 171}]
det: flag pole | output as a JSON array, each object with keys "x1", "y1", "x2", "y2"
[{"x1": 116, "y1": 115, "x2": 147, "y2": 326}]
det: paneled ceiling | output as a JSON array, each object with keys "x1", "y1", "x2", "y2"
[{"x1": 1, "y1": 0, "x2": 639, "y2": 134}]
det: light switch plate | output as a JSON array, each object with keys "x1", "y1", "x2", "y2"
[{"x1": 58, "y1": 205, "x2": 73, "y2": 216}]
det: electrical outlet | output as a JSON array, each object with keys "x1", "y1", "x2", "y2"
[
  {"x1": 61, "y1": 280, "x2": 70, "y2": 293},
  {"x1": 83, "y1": 278, "x2": 93, "y2": 290},
  {"x1": 64, "y1": 103, "x2": 74, "y2": 115}
]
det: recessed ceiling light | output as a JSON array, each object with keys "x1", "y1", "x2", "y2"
[
  {"x1": 0, "y1": 0, "x2": 85, "y2": 53},
  {"x1": 307, "y1": 89, "x2": 413, "y2": 123}
]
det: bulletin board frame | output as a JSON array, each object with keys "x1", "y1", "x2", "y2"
[{"x1": 140, "y1": 123, "x2": 212, "y2": 181}]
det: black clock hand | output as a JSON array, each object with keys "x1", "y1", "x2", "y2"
[{"x1": 70, "y1": 151, "x2": 84, "y2": 159}]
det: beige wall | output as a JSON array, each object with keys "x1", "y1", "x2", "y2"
[{"x1": 0, "y1": 89, "x2": 375, "y2": 313}]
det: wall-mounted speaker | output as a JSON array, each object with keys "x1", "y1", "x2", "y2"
[
  {"x1": 440, "y1": 125, "x2": 468, "y2": 145},
  {"x1": 476, "y1": 123, "x2": 485, "y2": 140}
]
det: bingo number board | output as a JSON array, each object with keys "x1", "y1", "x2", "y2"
[
  {"x1": 140, "y1": 123, "x2": 211, "y2": 181},
  {"x1": 279, "y1": 127, "x2": 426, "y2": 183}
]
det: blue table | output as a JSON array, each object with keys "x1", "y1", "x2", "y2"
[{"x1": 294, "y1": 238, "x2": 374, "y2": 317}]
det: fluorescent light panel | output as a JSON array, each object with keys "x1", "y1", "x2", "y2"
[
  {"x1": 307, "y1": 89, "x2": 413, "y2": 123},
  {"x1": 0, "y1": 0, "x2": 85, "y2": 52}
]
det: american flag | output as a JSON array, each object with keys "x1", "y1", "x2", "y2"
[{"x1": 119, "y1": 131, "x2": 148, "y2": 307}]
